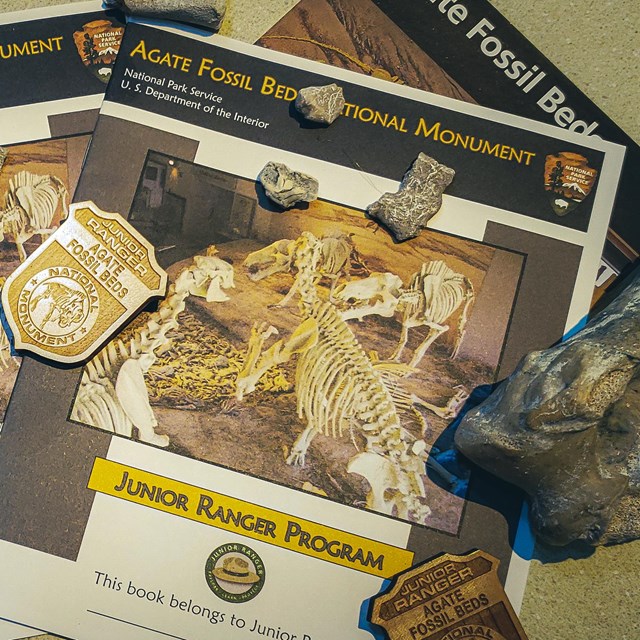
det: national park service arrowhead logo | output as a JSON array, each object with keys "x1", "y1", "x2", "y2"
[
  {"x1": 544, "y1": 152, "x2": 598, "y2": 216},
  {"x1": 0, "y1": 201, "x2": 167, "y2": 365},
  {"x1": 370, "y1": 550, "x2": 528, "y2": 640},
  {"x1": 73, "y1": 19, "x2": 124, "y2": 83}
]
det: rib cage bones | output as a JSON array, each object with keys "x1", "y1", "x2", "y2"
[
  {"x1": 335, "y1": 259, "x2": 475, "y2": 366},
  {"x1": 1, "y1": 170, "x2": 69, "y2": 262}
]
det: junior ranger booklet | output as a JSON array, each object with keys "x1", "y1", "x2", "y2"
[
  {"x1": 0, "y1": 0, "x2": 125, "y2": 428},
  {"x1": 0, "y1": 17, "x2": 626, "y2": 640}
]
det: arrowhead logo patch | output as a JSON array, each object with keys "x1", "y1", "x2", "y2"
[{"x1": 544, "y1": 152, "x2": 598, "y2": 216}]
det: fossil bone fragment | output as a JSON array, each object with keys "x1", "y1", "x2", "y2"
[
  {"x1": 258, "y1": 162, "x2": 319, "y2": 209},
  {"x1": 237, "y1": 232, "x2": 465, "y2": 523},
  {"x1": 243, "y1": 231, "x2": 368, "y2": 306},
  {"x1": 186, "y1": 246, "x2": 235, "y2": 302},
  {"x1": 455, "y1": 271, "x2": 640, "y2": 546},
  {"x1": 335, "y1": 260, "x2": 475, "y2": 366},
  {"x1": 72, "y1": 248, "x2": 235, "y2": 447},
  {"x1": 0, "y1": 170, "x2": 69, "y2": 262},
  {"x1": 367, "y1": 153, "x2": 454, "y2": 241},
  {"x1": 104, "y1": 0, "x2": 227, "y2": 30},
  {"x1": 294, "y1": 83, "x2": 345, "y2": 124}
]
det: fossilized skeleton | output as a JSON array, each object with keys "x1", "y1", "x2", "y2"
[
  {"x1": 335, "y1": 260, "x2": 475, "y2": 367},
  {"x1": 71, "y1": 249, "x2": 234, "y2": 446},
  {"x1": 243, "y1": 231, "x2": 368, "y2": 306},
  {"x1": 236, "y1": 232, "x2": 463, "y2": 522},
  {"x1": 0, "y1": 170, "x2": 69, "y2": 262},
  {"x1": 145, "y1": 310, "x2": 290, "y2": 410}
]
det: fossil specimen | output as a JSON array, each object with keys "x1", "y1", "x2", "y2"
[
  {"x1": 295, "y1": 83, "x2": 345, "y2": 124},
  {"x1": 186, "y1": 245, "x2": 235, "y2": 302},
  {"x1": 258, "y1": 162, "x2": 319, "y2": 209},
  {"x1": 72, "y1": 249, "x2": 235, "y2": 447},
  {"x1": 0, "y1": 170, "x2": 69, "y2": 262},
  {"x1": 455, "y1": 271, "x2": 640, "y2": 545},
  {"x1": 243, "y1": 230, "x2": 369, "y2": 306},
  {"x1": 104, "y1": 0, "x2": 226, "y2": 30},
  {"x1": 335, "y1": 260, "x2": 475, "y2": 367},
  {"x1": 236, "y1": 232, "x2": 466, "y2": 523},
  {"x1": 367, "y1": 153, "x2": 454, "y2": 241}
]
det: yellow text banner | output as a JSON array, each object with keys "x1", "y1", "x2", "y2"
[{"x1": 88, "y1": 457, "x2": 413, "y2": 578}]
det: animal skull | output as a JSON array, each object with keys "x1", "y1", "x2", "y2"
[
  {"x1": 334, "y1": 272, "x2": 404, "y2": 320},
  {"x1": 243, "y1": 239, "x2": 294, "y2": 281}
]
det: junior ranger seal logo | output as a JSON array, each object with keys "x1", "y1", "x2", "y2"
[
  {"x1": 205, "y1": 543, "x2": 266, "y2": 603},
  {"x1": 18, "y1": 266, "x2": 99, "y2": 346}
]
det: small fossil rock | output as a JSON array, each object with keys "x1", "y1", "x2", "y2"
[
  {"x1": 367, "y1": 153, "x2": 455, "y2": 241},
  {"x1": 258, "y1": 162, "x2": 319, "y2": 209},
  {"x1": 104, "y1": 0, "x2": 227, "y2": 30},
  {"x1": 0, "y1": 147, "x2": 7, "y2": 173},
  {"x1": 455, "y1": 271, "x2": 640, "y2": 546},
  {"x1": 294, "y1": 83, "x2": 345, "y2": 124}
]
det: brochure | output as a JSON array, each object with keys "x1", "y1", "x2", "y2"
[
  {"x1": 0, "y1": 1, "x2": 125, "y2": 427},
  {"x1": 257, "y1": 0, "x2": 640, "y2": 298},
  {"x1": 0, "y1": 19, "x2": 625, "y2": 639}
]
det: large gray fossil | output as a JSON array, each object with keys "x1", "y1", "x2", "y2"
[
  {"x1": 455, "y1": 272, "x2": 640, "y2": 546},
  {"x1": 104, "y1": 0, "x2": 227, "y2": 30}
]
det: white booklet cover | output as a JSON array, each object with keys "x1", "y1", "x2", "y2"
[
  {"x1": 0, "y1": 4, "x2": 124, "y2": 639},
  {"x1": 0, "y1": 18, "x2": 625, "y2": 640},
  {"x1": 0, "y1": 0, "x2": 125, "y2": 424}
]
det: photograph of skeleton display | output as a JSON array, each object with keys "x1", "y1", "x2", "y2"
[
  {"x1": 70, "y1": 151, "x2": 523, "y2": 533},
  {"x1": 0, "y1": 136, "x2": 89, "y2": 422}
]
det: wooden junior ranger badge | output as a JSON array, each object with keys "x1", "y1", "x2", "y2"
[
  {"x1": 371, "y1": 550, "x2": 528, "y2": 640},
  {"x1": 1, "y1": 201, "x2": 167, "y2": 364}
]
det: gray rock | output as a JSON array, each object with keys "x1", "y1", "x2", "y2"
[
  {"x1": 294, "y1": 84, "x2": 345, "y2": 124},
  {"x1": 258, "y1": 162, "x2": 319, "y2": 209},
  {"x1": 455, "y1": 271, "x2": 640, "y2": 546},
  {"x1": 367, "y1": 153, "x2": 455, "y2": 241},
  {"x1": 104, "y1": 0, "x2": 227, "y2": 30}
]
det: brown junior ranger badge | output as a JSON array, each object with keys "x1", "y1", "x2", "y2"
[
  {"x1": 1, "y1": 201, "x2": 166, "y2": 365},
  {"x1": 371, "y1": 550, "x2": 528, "y2": 640}
]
